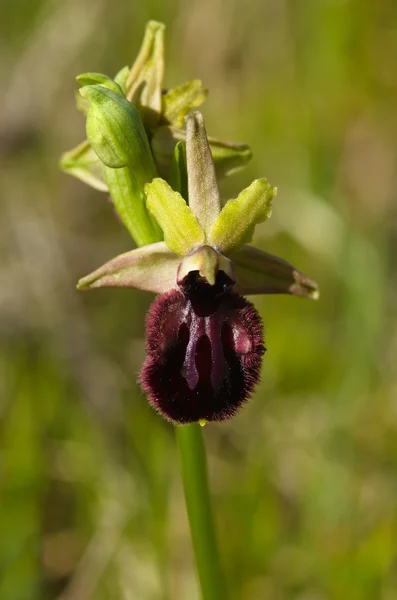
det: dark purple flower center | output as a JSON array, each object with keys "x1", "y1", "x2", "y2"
[{"x1": 140, "y1": 271, "x2": 265, "y2": 424}]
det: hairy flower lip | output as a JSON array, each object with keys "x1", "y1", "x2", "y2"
[{"x1": 140, "y1": 285, "x2": 265, "y2": 425}]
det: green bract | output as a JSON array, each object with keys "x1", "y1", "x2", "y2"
[{"x1": 77, "y1": 111, "x2": 319, "y2": 301}]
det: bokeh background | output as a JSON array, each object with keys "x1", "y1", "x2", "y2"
[{"x1": 1, "y1": 0, "x2": 397, "y2": 598}]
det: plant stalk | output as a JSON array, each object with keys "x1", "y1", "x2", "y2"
[{"x1": 176, "y1": 424, "x2": 226, "y2": 600}]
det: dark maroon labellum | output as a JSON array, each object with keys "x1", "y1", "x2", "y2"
[{"x1": 140, "y1": 271, "x2": 265, "y2": 424}]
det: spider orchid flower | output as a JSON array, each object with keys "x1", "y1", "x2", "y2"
[{"x1": 77, "y1": 111, "x2": 319, "y2": 425}]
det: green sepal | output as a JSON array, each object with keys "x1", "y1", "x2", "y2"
[
  {"x1": 209, "y1": 178, "x2": 276, "y2": 254},
  {"x1": 162, "y1": 80, "x2": 208, "y2": 127},
  {"x1": 76, "y1": 72, "x2": 124, "y2": 96},
  {"x1": 126, "y1": 20, "x2": 165, "y2": 129},
  {"x1": 232, "y1": 245, "x2": 319, "y2": 299},
  {"x1": 80, "y1": 85, "x2": 154, "y2": 170},
  {"x1": 77, "y1": 242, "x2": 178, "y2": 293},
  {"x1": 169, "y1": 141, "x2": 188, "y2": 200},
  {"x1": 59, "y1": 139, "x2": 108, "y2": 192},
  {"x1": 145, "y1": 178, "x2": 205, "y2": 256},
  {"x1": 185, "y1": 111, "x2": 220, "y2": 234}
]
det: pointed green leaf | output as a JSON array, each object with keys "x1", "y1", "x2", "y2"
[
  {"x1": 80, "y1": 85, "x2": 155, "y2": 170},
  {"x1": 163, "y1": 80, "x2": 208, "y2": 128},
  {"x1": 77, "y1": 242, "x2": 179, "y2": 293},
  {"x1": 76, "y1": 72, "x2": 124, "y2": 96},
  {"x1": 114, "y1": 65, "x2": 130, "y2": 93},
  {"x1": 145, "y1": 178, "x2": 205, "y2": 256},
  {"x1": 185, "y1": 111, "x2": 220, "y2": 234},
  {"x1": 232, "y1": 245, "x2": 319, "y2": 299},
  {"x1": 60, "y1": 139, "x2": 108, "y2": 192},
  {"x1": 209, "y1": 178, "x2": 276, "y2": 254},
  {"x1": 126, "y1": 20, "x2": 165, "y2": 128},
  {"x1": 208, "y1": 136, "x2": 252, "y2": 177}
]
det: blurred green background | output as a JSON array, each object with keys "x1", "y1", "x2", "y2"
[{"x1": 1, "y1": 0, "x2": 397, "y2": 598}]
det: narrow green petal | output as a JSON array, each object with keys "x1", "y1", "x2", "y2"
[
  {"x1": 208, "y1": 136, "x2": 252, "y2": 177},
  {"x1": 163, "y1": 80, "x2": 208, "y2": 128},
  {"x1": 77, "y1": 242, "x2": 179, "y2": 293},
  {"x1": 209, "y1": 178, "x2": 276, "y2": 254},
  {"x1": 185, "y1": 111, "x2": 220, "y2": 234},
  {"x1": 232, "y1": 245, "x2": 319, "y2": 299},
  {"x1": 145, "y1": 178, "x2": 205, "y2": 256},
  {"x1": 60, "y1": 139, "x2": 108, "y2": 192},
  {"x1": 126, "y1": 20, "x2": 165, "y2": 128},
  {"x1": 76, "y1": 72, "x2": 124, "y2": 96}
]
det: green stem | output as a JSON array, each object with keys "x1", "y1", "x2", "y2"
[{"x1": 176, "y1": 424, "x2": 226, "y2": 600}]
